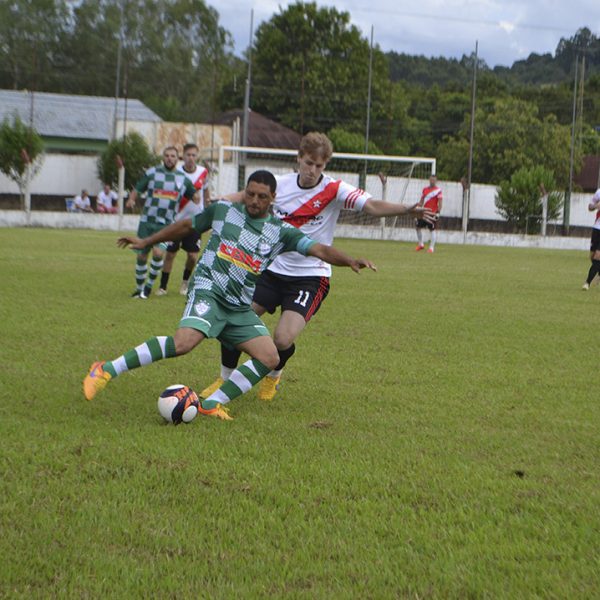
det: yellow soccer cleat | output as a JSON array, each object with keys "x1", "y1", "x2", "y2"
[
  {"x1": 258, "y1": 375, "x2": 281, "y2": 401},
  {"x1": 200, "y1": 377, "x2": 224, "y2": 399},
  {"x1": 197, "y1": 403, "x2": 233, "y2": 421},
  {"x1": 83, "y1": 361, "x2": 112, "y2": 401}
]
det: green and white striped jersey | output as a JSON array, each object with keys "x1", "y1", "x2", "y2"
[
  {"x1": 135, "y1": 164, "x2": 196, "y2": 227},
  {"x1": 191, "y1": 200, "x2": 316, "y2": 309}
]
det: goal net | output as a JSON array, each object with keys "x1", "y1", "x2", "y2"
[{"x1": 210, "y1": 146, "x2": 436, "y2": 239}]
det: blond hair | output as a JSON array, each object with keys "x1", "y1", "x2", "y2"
[{"x1": 298, "y1": 132, "x2": 333, "y2": 162}]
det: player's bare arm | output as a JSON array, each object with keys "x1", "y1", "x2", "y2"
[
  {"x1": 308, "y1": 243, "x2": 377, "y2": 274},
  {"x1": 588, "y1": 197, "x2": 600, "y2": 211},
  {"x1": 117, "y1": 218, "x2": 194, "y2": 250},
  {"x1": 222, "y1": 191, "x2": 245, "y2": 203},
  {"x1": 125, "y1": 189, "x2": 138, "y2": 210},
  {"x1": 363, "y1": 199, "x2": 436, "y2": 223}
]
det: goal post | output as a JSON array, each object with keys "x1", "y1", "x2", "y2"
[{"x1": 213, "y1": 145, "x2": 436, "y2": 238}]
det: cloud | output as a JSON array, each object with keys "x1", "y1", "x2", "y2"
[
  {"x1": 214, "y1": 0, "x2": 592, "y2": 68},
  {"x1": 498, "y1": 20, "x2": 516, "y2": 34}
]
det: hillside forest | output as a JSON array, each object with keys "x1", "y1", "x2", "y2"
[{"x1": 1, "y1": 0, "x2": 599, "y2": 187}]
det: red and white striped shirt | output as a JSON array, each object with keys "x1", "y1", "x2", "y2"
[
  {"x1": 420, "y1": 185, "x2": 442, "y2": 213},
  {"x1": 177, "y1": 164, "x2": 209, "y2": 220},
  {"x1": 592, "y1": 188, "x2": 600, "y2": 230},
  {"x1": 268, "y1": 172, "x2": 371, "y2": 277}
]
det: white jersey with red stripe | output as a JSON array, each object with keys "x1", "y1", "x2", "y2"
[
  {"x1": 592, "y1": 188, "x2": 600, "y2": 229},
  {"x1": 267, "y1": 172, "x2": 371, "y2": 277},
  {"x1": 421, "y1": 185, "x2": 442, "y2": 212},
  {"x1": 177, "y1": 164, "x2": 209, "y2": 220}
]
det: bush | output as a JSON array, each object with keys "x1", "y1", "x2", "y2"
[
  {"x1": 0, "y1": 115, "x2": 44, "y2": 190},
  {"x1": 495, "y1": 166, "x2": 563, "y2": 233},
  {"x1": 97, "y1": 132, "x2": 157, "y2": 191}
]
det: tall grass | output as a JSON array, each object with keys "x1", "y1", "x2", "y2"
[{"x1": 1, "y1": 228, "x2": 599, "y2": 598}]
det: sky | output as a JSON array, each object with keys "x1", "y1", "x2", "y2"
[{"x1": 212, "y1": 0, "x2": 600, "y2": 68}]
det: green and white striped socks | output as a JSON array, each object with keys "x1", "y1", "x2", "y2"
[
  {"x1": 102, "y1": 338, "x2": 269, "y2": 409},
  {"x1": 103, "y1": 336, "x2": 176, "y2": 378},
  {"x1": 146, "y1": 256, "x2": 164, "y2": 291},
  {"x1": 202, "y1": 358, "x2": 271, "y2": 409},
  {"x1": 135, "y1": 257, "x2": 147, "y2": 291}
]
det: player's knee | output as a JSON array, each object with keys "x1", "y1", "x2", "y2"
[
  {"x1": 260, "y1": 346, "x2": 280, "y2": 370},
  {"x1": 273, "y1": 331, "x2": 296, "y2": 350},
  {"x1": 173, "y1": 331, "x2": 202, "y2": 355}
]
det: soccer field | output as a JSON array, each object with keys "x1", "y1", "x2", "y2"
[{"x1": 1, "y1": 228, "x2": 599, "y2": 598}]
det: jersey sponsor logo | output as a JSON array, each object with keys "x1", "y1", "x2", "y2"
[
  {"x1": 282, "y1": 180, "x2": 341, "y2": 228},
  {"x1": 194, "y1": 300, "x2": 211, "y2": 316},
  {"x1": 258, "y1": 242, "x2": 272, "y2": 256},
  {"x1": 217, "y1": 242, "x2": 263, "y2": 274},
  {"x1": 154, "y1": 189, "x2": 179, "y2": 201}
]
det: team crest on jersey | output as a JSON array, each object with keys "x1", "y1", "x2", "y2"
[
  {"x1": 194, "y1": 300, "x2": 211, "y2": 316},
  {"x1": 258, "y1": 242, "x2": 271, "y2": 256}
]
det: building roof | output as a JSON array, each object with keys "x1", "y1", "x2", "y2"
[
  {"x1": 575, "y1": 155, "x2": 600, "y2": 192},
  {"x1": 212, "y1": 109, "x2": 301, "y2": 150},
  {"x1": 0, "y1": 89, "x2": 162, "y2": 141}
]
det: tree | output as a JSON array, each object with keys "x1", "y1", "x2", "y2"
[
  {"x1": 437, "y1": 97, "x2": 579, "y2": 186},
  {"x1": 122, "y1": 0, "x2": 235, "y2": 122},
  {"x1": 97, "y1": 132, "x2": 156, "y2": 191},
  {"x1": 0, "y1": 116, "x2": 44, "y2": 209},
  {"x1": 251, "y1": 2, "x2": 388, "y2": 133},
  {"x1": 0, "y1": 0, "x2": 70, "y2": 91},
  {"x1": 495, "y1": 166, "x2": 563, "y2": 233}
]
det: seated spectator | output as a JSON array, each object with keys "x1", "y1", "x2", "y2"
[
  {"x1": 74, "y1": 189, "x2": 94, "y2": 213},
  {"x1": 97, "y1": 183, "x2": 118, "y2": 214}
]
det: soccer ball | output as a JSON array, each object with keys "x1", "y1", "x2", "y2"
[{"x1": 157, "y1": 384, "x2": 199, "y2": 424}]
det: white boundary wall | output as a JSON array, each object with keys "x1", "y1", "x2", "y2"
[
  {"x1": 1, "y1": 151, "x2": 596, "y2": 229},
  {"x1": 0, "y1": 209, "x2": 589, "y2": 251},
  {"x1": 0, "y1": 154, "x2": 103, "y2": 197}
]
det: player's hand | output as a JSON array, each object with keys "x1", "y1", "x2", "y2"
[
  {"x1": 350, "y1": 258, "x2": 377, "y2": 273},
  {"x1": 117, "y1": 236, "x2": 145, "y2": 250},
  {"x1": 125, "y1": 198, "x2": 136, "y2": 210},
  {"x1": 412, "y1": 206, "x2": 437, "y2": 224}
]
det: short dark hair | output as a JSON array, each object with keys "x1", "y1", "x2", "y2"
[
  {"x1": 247, "y1": 170, "x2": 277, "y2": 194},
  {"x1": 183, "y1": 143, "x2": 198, "y2": 152}
]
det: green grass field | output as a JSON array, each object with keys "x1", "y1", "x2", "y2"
[{"x1": 1, "y1": 227, "x2": 599, "y2": 598}]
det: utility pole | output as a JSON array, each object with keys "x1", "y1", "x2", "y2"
[
  {"x1": 463, "y1": 40, "x2": 478, "y2": 241},
  {"x1": 362, "y1": 25, "x2": 374, "y2": 190},
  {"x1": 241, "y1": 9, "x2": 254, "y2": 149},
  {"x1": 113, "y1": 0, "x2": 124, "y2": 140},
  {"x1": 566, "y1": 54, "x2": 579, "y2": 236},
  {"x1": 240, "y1": 10, "x2": 254, "y2": 190}
]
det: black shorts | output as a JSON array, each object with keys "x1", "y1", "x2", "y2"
[
  {"x1": 415, "y1": 218, "x2": 436, "y2": 231},
  {"x1": 167, "y1": 230, "x2": 201, "y2": 254},
  {"x1": 253, "y1": 270, "x2": 330, "y2": 322},
  {"x1": 590, "y1": 229, "x2": 600, "y2": 252}
]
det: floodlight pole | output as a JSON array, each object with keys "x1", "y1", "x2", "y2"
[
  {"x1": 566, "y1": 53, "x2": 579, "y2": 236},
  {"x1": 241, "y1": 9, "x2": 254, "y2": 149},
  {"x1": 463, "y1": 40, "x2": 478, "y2": 242},
  {"x1": 239, "y1": 10, "x2": 254, "y2": 190},
  {"x1": 363, "y1": 25, "x2": 374, "y2": 185},
  {"x1": 113, "y1": 1, "x2": 124, "y2": 140}
]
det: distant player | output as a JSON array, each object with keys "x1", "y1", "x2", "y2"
[
  {"x1": 82, "y1": 170, "x2": 376, "y2": 420},
  {"x1": 157, "y1": 143, "x2": 210, "y2": 296},
  {"x1": 581, "y1": 187, "x2": 600, "y2": 290},
  {"x1": 415, "y1": 174, "x2": 443, "y2": 253},
  {"x1": 125, "y1": 146, "x2": 196, "y2": 299},
  {"x1": 201, "y1": 131, "x2": 435, "y2": 402}
]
